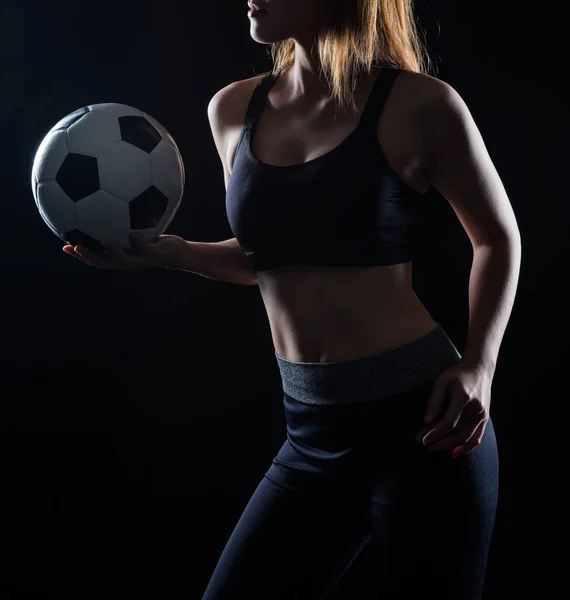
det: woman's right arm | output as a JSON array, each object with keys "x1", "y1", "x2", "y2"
[
  {"x1": 165, "y1": 81, "x2": 258, "y2": 286},
  {"x1": 165, "y1": 237, "x2": 258, "y2": 286}
]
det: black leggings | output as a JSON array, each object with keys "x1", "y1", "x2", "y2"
[{"x1": 201, "y1": 326, "x2": 499, "y2": 600}]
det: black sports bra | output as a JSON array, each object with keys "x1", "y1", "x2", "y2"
[{"x1": 225, "y1": 67, "x2": 424, "y2": 272}]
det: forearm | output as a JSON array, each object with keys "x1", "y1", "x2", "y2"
[
  {"x1": 163, "y1": 237, "x2": 258, "y2": 286},
  {"x1": 461, "y1": 238, "x2": 522, "y2": 372}
]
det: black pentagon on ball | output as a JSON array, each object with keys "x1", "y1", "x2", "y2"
[
  {"x1": 129, "y1": 185, "x2": 169, "y2": 229},
  {"x1": 51, "y1": 107, "x2": 89, "y2": 132},
  {"x1": 57, "y1": 153, "x2": 100, "y2": 201},
  {"x1": 64, "y1": 230, "x2": 104, "y2": 254},
  {"x1": 119, "y1": 116, "x2": 162, "y2": 153}
]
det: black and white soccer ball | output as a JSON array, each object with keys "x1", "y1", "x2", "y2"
[{"x1": 31, "y1": 103, "x2": 185, "y2": 253}]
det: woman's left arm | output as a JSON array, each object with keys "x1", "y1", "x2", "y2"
[
  {"x1": 413, "y1": 76, "x2": 522, "y2": 455},
  {"x1": 418, "y1": 77, "x2": 522, "y2": 372}
]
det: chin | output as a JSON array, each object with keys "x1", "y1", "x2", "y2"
[
  {"x1": 249, "y1": 18, "x2": 292, "y2": 45},
  {"x1": 250, "y1": 32, "x2": 289, "y2": 44}
]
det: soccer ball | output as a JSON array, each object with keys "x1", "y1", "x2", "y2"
[{"x1": 31, "y1": 103, "x2": 185, "y2": 252}]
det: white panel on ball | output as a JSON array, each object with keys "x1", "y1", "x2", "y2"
[
  {"x1": 98, "y1": 142, "x2": 153, "y2": 202},
  {"x1": 31, "y1": 130, "x2": 69, "y2": 191},
  {"x1": 87, "y1": 103, "x2": 143, "y2": 118},
  {"x1": 150, "y1": 141, "x2": 184, "y2": 201},
  {"x1": 150, "y1": 142, "x2": 184, "y2": 235},
  {"x1": 75, "y1": 190, "x2": 131, "y2": 240},
  {"x1": 36, "y1": 181, "x2": 76, "y2": 234},
  {"x1": 67, "y1": 111, "x2": 122, "y2": 157}
]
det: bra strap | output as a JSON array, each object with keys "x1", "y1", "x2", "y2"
[
  {"x1": 243, "y1": 72, "x2": 277, "y2": 132},
  {"x1": 358, "y1": 67, "x2": 403, "y2": 130}
]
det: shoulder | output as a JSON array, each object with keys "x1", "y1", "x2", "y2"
[
  {"x1": 394, "y1": 70, "x2": 473, "y2": 133},
  {"x1": 391, "y1": 69, "x2": 478, "y2": 160},
  {"x1": 391, "y1": 69, "x2": 460, "y2": 110},
  {"x1": 207, "y1": 73, "x2": 269, "y2": 128}
]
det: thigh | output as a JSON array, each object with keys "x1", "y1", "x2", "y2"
[
  {"x1": 369, "y1": 418, "x2": 499, "y2": 600},
  {"x1": 201, "y1": 441, "x2": 373, "y2": 600}
]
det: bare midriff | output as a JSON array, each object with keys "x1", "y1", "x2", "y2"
[{"x1": 256, "y1": 262, "x2": 437, "y2": 363}]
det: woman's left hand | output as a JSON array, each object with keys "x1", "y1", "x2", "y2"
[{"x1": 415, "y1": 360, "x2": 494, "y2": 458}]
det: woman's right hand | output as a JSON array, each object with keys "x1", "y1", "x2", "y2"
[{"x1": 63, "y1": 232, "x2": 186, "y2": 271}]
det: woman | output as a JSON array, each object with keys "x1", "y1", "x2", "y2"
[{"x1": 65, "y1": 0, "x2": 522, "y2": 598}]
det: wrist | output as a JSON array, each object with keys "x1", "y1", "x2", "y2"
[
  {"x1": 153, "y1": 237, "x2": 193, "y2": 271},
  {"x1": 460, "y1": 353, "x2": 497, "y2": 374},
  {"x1": 158, "y1": 236, "x2": 258, "y2": 285}
]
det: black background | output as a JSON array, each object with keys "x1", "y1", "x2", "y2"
[{"x1": 1, "y1": 0, "x2": 568, "y2": 596}]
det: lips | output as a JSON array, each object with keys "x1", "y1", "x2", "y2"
[{"x1": 248, "y1": 2, "x2": 268, "y2": 11}]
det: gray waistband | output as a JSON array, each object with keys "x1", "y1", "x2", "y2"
[{"x1": 274, "y1": 324, "x2": 462, "y2": 405}]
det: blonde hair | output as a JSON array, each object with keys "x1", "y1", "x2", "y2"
[{"x1": 267, "y1": 0, "x2": 434, "y2": 115}]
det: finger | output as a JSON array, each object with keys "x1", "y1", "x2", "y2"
[
  {"x1": 415, "y1": 424, "x2": 433, "y2": 444},
  {"x1": 418, "y1": 402, "x2": 481, "y2": 445},
  {"x1": 63, "y1": 246, "x2": 97, "y2": 267},
  {"x1": 75, "y1": 245, "x2": 116, "y2": 269},
  {"x1": 426, "y1": 424, "x2": 478, "y2": 453},
  {"x1": 451, "y1": 420, "x2": 487, "y2": 458},
  {"x1": 421, "y1": 402, "x2": 464, "y2": 446}
]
